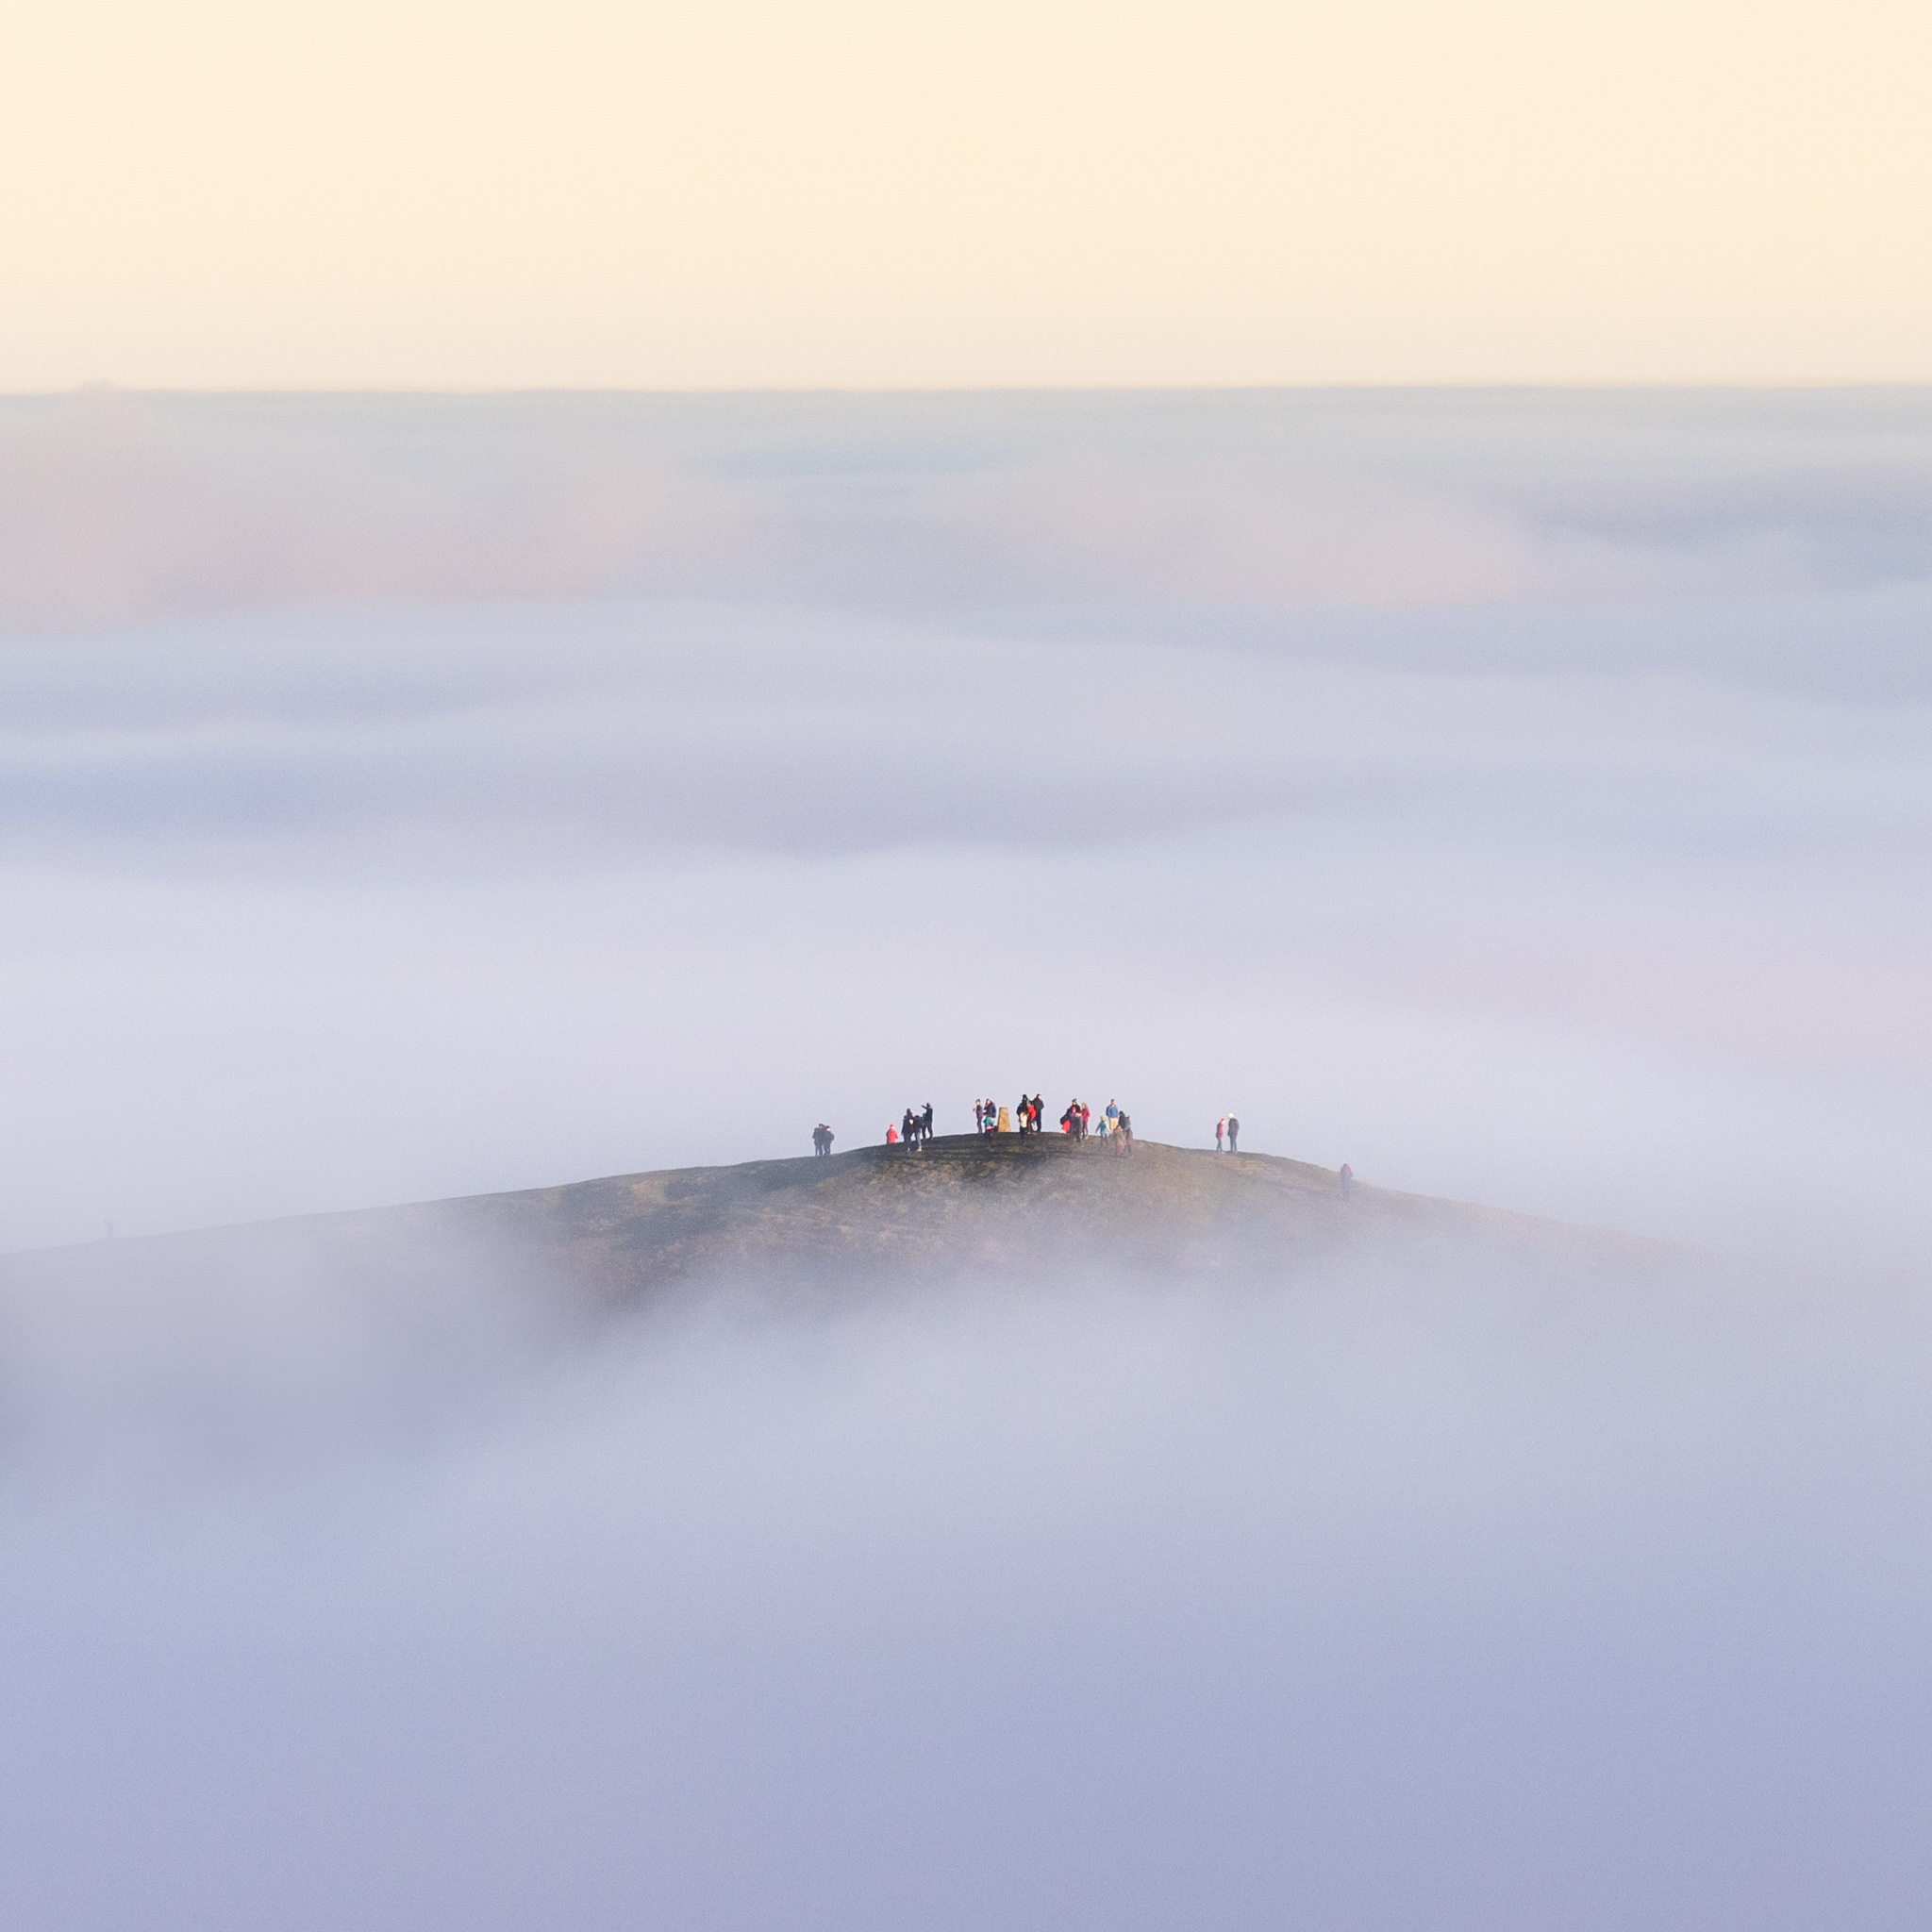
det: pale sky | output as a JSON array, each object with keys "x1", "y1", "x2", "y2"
[{"x1": 5, "y1": 0, "x2": 1930, "y2": 387}]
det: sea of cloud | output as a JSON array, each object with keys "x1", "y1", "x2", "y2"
[
  {"x1": 3, "y1": 1246, "x2": 1931, "y2": 1931},
  {"x1": 2, "y1": 389, "x2": 1930, "y2": 1924},
  {"x1": 2, "y1": 389, "x2": 1929, "y2": 1263}
]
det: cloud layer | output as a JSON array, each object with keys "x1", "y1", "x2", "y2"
[
  {"x1": 5, "y1": 1257, "x2": 1931, "y2": 1931},
  {"x1": 3, "y1": 391, "x2": 1930, "y2": 1264},
  {"x1": 6, "y1": 390, "x2": 1931, "y2": 629},
  {"x1": 4, "y1": 390, "x2": 1931, "y2": 1925}
]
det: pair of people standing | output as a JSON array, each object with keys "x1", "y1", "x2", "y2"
[
  {"x1": 1059, "y1": 1100, "x2": 1091, "y2": 1139},
  {"x1": 811, "y1": 1124, "x2": 835, "y2": 1156},
  {"x1": 1215, "y1": 1115, "x2": 1241, "y2": 1153},
  {"x1": 896, "y1": 1104, "x2": 935, "y2": 1148}
]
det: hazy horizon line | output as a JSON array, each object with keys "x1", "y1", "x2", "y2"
[{"x1": 17, "y1": 378, "x2": 1932, "y2": 400}]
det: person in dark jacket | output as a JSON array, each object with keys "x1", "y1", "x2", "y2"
[
  {"x1": 1227, "y1": 1115, "x2": 1240, "y2": 1153},
  {"x1": 812, "y1": 1124, "x2": 834, "y2": 1156}
]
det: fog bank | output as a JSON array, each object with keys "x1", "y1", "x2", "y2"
[
  {"x1": 6, "y1": 390, "x2": 1932, "y2": 631},
  {"x1": 3, "y1": 391, "x2": 1929, "y2": 1264},
  {"x1": 4, "y1": 1256, "x2": 1929, "y2": 1931},
  {"x1": 5, "y1": 388, "x2": 1931, "y2": 1924}
]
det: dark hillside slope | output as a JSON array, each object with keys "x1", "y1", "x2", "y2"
[{"x1": 0, "y1": 1138, "x2": 1684, "y2": 1311}]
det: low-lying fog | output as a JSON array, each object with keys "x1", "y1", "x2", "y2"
[
  {"x1": 4, "y1": 1253, "x2": 1931, "y2": 1931},
  {"x1": 4, "y1": 391, "x2": 1930, "y2": 1266},
  {"x1": 3, "y1": 389, "x2": 1930, "y2": 1924}
]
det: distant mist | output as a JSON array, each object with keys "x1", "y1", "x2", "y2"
[
  {"x1": 3, "y1": 389, "x2": 1930, "y2": 1925},
  {"x1": 4, "y1": 1251, "x2": 1931, "y2": 1931},
  {"x1": 2, "y1": 391, "x2": 1929, "y2": 1264},
  {"x1": 6, "y1": 390, "x2": 1932, "y2": 629}
]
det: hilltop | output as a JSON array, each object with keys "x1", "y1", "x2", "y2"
[{"x1": 0, "y1": 1136, "x2": 1682, "y2": 1309}]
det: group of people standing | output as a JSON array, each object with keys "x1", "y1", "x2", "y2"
[
  {"x1": 819, "y1": 1105, "x2": 1356, "y2": 1188},
  {"x1": 1053, "y1": 1097, "x2": 1135, "y2": 1151},
  {"x1": 976, "y1": 1095, "x2": 1045, "y2": 1135},
  {"x1": 887, "y1": 1104, "x2": 937, "y2": 1148},
  {"x1": 958, "y1": 1095, "x2": 1131, "y2": 1150}
]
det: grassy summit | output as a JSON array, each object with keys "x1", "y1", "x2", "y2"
[{"x1": 1, "y1": 1136, "x2": 1680, "y2": 1309}]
